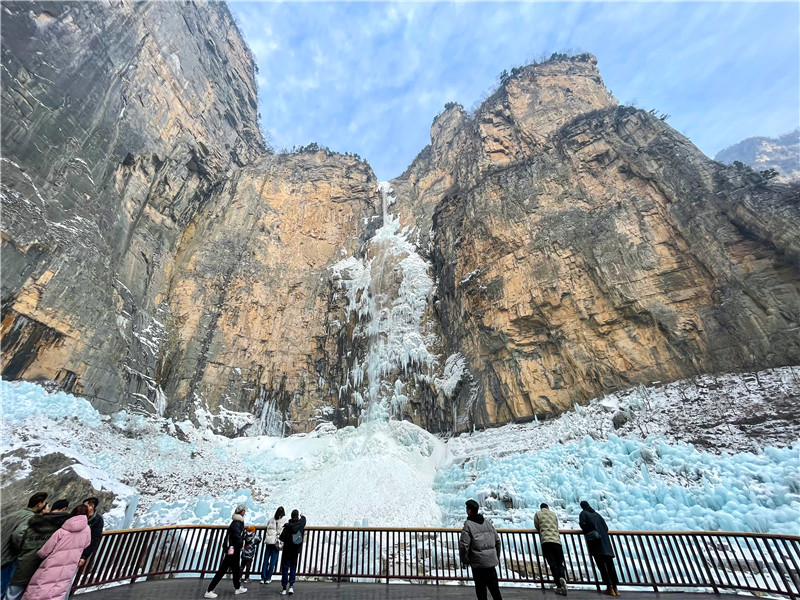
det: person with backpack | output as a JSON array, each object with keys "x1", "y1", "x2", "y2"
[
  {"x1": 579, "y1": 501, "x2": 619, "y2": 596},
  {"x1": 240, "y1": 526, "x2": 260, "y2": 583},
  {"x1": 204, "y1": 505, "x2": 248, "y2": 598},
  {"x1": 459, "y1": 499, "x2": 503, "y2": 600},
  {"x1": 260, "y1": 507, "x2": 287, "y2": 585},
  {"x1": 278, "y1": 510, "x2": 306, "y2": 596}
]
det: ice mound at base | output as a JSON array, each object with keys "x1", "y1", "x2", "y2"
[
  {"x1": 437, "y1": 432, "x2": 800, "y2": 534},
  {"x1": 220, "y1": 419, "x2": 449, "y2": 528},
  {"x1": 1, "y1": 377, "x2": 448, "y2": 529},
  {"x1": 136, "y1": 419, "x2": 449, "y2": 527},
  {"x1": 3, "y1": 369, "x2": 799, "y2": 535}
]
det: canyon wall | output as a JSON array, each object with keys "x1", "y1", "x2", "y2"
[
  {"x1": 0, "y1": 1, "x2": 379, "y2": 434},
  {"x1": 392, "y1": 55, "x2": 800, "y2": 427},
  {"x1": 2, "y1": 5, "x2": 798, "y2": 435}
]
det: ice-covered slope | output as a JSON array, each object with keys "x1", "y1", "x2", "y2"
[{"x1": 2, "y1": 368, "x2": 798, "y2": 534}]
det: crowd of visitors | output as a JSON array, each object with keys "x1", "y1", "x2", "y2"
[
  {"x1": 204, "y1": 506, "x2": 306, "y2": 598},
  {"x1": 0, "y1": 493, "x2": 104, "y2": 600},
  {"x1": 459, "y1": 498, "x2": 620, "y2": 599},
  {"x1": 4, "y1": 493, "x2": 621, "y2": 599}
]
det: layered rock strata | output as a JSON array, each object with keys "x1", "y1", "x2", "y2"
[
  {"x1": 392, "y1": 55, "x2": 800, "y2": 427},
  {"x1": 0, "y1": 1, "x2": 379, "y2": 434}
]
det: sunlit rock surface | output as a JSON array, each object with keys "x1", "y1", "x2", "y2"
[
  {"x1": 2, "y1": 4, "x2": 798, "y2": 435},
  {"x1": 715, "y1": 129, "x2": 800, "y2": 182},
  {"x1": 392, "y1": 55, "x2": 800, "y2": 429}
]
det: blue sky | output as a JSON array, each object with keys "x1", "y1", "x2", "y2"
[{"x1": 229, "y1": 1, "x2": 799, "y2": 181}]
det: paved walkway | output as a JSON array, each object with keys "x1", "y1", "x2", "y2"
[{"x1": 75, "y1": 578, "x2": 729, "y2": 599}]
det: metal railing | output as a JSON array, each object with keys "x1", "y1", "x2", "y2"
[{"x1": 73, "y1": 526, "x2": 800, "y2": 598}]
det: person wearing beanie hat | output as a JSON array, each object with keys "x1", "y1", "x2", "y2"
[
  {"x1": 21, "y1": 505, "x2": 91, "y2": 600},
  {"x1": 278, "y1": 509, "x2": 306, "y2": 595},
  {"x1": 459, "y1": 499, "x2": 503, "y2": 600},
  {"x1": 204, "y1": 505, "x2": 248, "y2": 598},
  {"x1": 579, "y1": 501, "x2": 620, "y2": 596}
]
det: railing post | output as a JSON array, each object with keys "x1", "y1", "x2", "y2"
[
  {"x1": 337, "y1": 529, "x2": 344, "y2": 583},
  {"x1": 385, "y1": 530, "x2": 389, "y2": 585}
]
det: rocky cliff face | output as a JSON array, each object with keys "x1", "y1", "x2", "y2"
[
  {"x1": 0, "y1": 1, "x2": 379, "y2": 434},
  {"x1": 2, "y1": 0, "x2": 257, "y2": 415},
  {"x1": 715, "y1": 129, "x2": 800, "y2": 182},
  {"x1": 392, "y1": 55, "x2": 800, "y2": 428},
  {"x1": 2, "y1": 6, "x2": 798, "y2": 436}
]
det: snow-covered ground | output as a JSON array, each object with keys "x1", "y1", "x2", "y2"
[{"x1": 2, "y1": 367, "x2": 798, "y2": 535}]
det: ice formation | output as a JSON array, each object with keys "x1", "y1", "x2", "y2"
[
  {"x1": 331, "y1": 183, "x2": 444, "y2": 421},
  {"x1": 2, "y1": 368, "x2": 798, "y2": 535}
]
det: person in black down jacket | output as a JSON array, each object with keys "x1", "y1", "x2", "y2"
[
  {"x1": 204, "y1": 504, "x2": 248, "y2": 598},
  {"x1": 79, "y1": 497, "x2": 104, "y2": 569},
  {"x1": 579, "y1": 500, "x2": 620, "y2": 596},
  {"x1": 459, "y1": 499, "x2": 503, "y2": 600},
  {"x1": 278, "y1": 509, "x2": 306, "y2": 596}
]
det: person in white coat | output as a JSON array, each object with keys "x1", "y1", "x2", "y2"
[{"x1": 259, "y1": 507, "x2": 287, "y2": 584}]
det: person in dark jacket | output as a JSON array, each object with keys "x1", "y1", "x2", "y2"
[
  {"x1": 458, "y1": 499, "x2": 503, "y2": 600},
  {"x1": 240, "y1": 526, "x2": 261, "y2": 583},
  {"x1": 77, "y1": 498, "x2": 104, "y2": 569},
  {"x1": 579, "y1": 501, "x2": 619, "y2": 596},
  {"x1": 278, "y1": 510, "x2": 306, "y2": 595},
  {"x1": 204, "y1": 505, "x2": 248, "y2": 598},
  {"x1": 1, "y1": 492, "x2": 48, "y2": 597},
  {"x1": 5, "y1": 499, "x2": 70, "y2": 600}
]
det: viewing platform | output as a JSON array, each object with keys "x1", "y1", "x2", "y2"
[
  {"x1": 71, "y1": 525, "x2": 799, "y2": 599},
  {"x1": 76, "y1": 578, "x2": 730, "y2": 599}
]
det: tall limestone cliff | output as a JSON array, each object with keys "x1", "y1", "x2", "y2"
[
  {"x1": 1, "y1": 1, "x2": 379, "y2": 434},
  {"x1": 391, "y1": 55, "x2": 800, "y2": 427},
  {"x1": 2, "y1": 4, "x2": 798, "y2": 436}
]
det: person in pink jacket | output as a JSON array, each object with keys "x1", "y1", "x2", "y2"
[{"x1": 21, "y1": 505, "x2": 91, "y2": 600}]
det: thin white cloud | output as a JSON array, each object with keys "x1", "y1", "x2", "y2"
[{"x1": 230, "y1": 1, "x2": 799, "y2": 179}]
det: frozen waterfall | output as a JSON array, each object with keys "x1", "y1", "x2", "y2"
[{"x1": 331, "y1": 183, "x2": 442, "y2": 422}]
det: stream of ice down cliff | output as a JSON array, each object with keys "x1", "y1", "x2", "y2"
[
  {"x1": 330, "y1": 182, "x2": 444, "y2": 424},
  {"x1": 2, "y1": 366, "x2": 799, "y2": 534}
]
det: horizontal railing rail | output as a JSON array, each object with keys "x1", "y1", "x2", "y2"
[{"x1": 73, "y1": 526, "x2": 800, "y2": 598}]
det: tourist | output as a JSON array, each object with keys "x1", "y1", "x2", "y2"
[
  {"x1": 278, "y1": 510, "x2": 306, "y2": 595},
  {"x1": 21, "y1": 504, "x2": 91, "y2": 600},
  {"x1": 204, "y1": 504, "x2": 248, "y2": 598},
  {"x1": 458, "y1": 499, "x2": 503, "y2": 600},
  {"x1": 5, "y1": 500, "x2": 70, "y2": 600},
  {"x1": 579, "y1": 501, "x2": 620, "y2": 596},
  {"x1": 77, "y1": 499, "x2": 103, "y2": 570},
  {"x1": 1, "y1": 493, "x2": 48, "y2": 597},
  {"x1": 240, "y1": 526, "x2": 260, "y2": 583},
  {"x1": 535, "y1": 503, "x2": 567, "y2": 596},
  {"x1": 260, "y1": 507, "x2": 287, "y2": 585}
]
